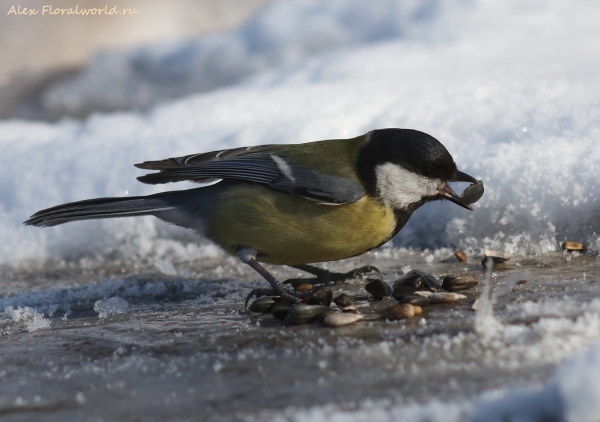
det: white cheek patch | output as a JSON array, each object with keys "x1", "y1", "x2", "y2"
[{"x1": 375, "y1": 163, "x2": 442, "y2": 209}]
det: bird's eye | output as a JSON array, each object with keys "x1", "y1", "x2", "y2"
[{"x1": 421, "y1": 165, "x2": 434, "y2": 177}]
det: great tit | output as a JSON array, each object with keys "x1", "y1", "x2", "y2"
[{"x1": 25, "y1": 128, "x2": 481, "y2": 303}]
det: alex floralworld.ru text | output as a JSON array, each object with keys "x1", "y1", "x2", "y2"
[{"x1": 7, "y1": 5, "x2": 139, "y2": 16}]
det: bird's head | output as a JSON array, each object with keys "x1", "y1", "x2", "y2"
[{"x1": 357, "y1": 128, "x2": 478, "y2": 211}]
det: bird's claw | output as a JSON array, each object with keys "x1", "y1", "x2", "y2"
[
  {"x1": 284, "y1": 264, "x2": 383, "y2": 287},
  {"x1": 244, "y1": 285, "x2": 303, "y2": 309},
  {"x1": 345, "y1": 265, "x2": 383, "y2": 282}
]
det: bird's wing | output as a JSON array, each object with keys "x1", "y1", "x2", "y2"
[{"x1": 135, "y1": 145, "x2": 365, "y2": 205}]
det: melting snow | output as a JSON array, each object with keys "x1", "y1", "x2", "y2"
[
  {"x1": 93, "y1": 297, "x2": 130, "y2": 318},
  {"x1": 4, "y1": 306, "x2": 51, "y2": 332}
]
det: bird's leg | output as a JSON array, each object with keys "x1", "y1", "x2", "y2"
[
  {"x1": 237, "y1": 246, "x2": 312, "y2": 307},
  {"x1": 284, "y1": 264, "x2": 383, "y2": 288}
]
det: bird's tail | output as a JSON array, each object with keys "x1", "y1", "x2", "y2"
[{"x1": 24, "y1": 193, "x2": 177, "y2": 227}]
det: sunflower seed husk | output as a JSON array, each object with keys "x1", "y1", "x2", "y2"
[
  {"x1": 271, "y1": 301, "x2": 294, "y2": 320},
  {"x1": 314, "y1": 309, "x2": 336, "y2": 323},
  {"x1": 482, "y1": 251, "x2": 509, "y2": 268},
  {"x1": 324, "y1": 313, "x2": 364, "y2": 327},
  {"x1": 286, "y1": 304, "x2": 331, "y2": 325},
  {"x1": 397, "y1": 295, "x2": 432, "y2": 306},
  {"x1": 296, "y1": 283, "x2": 314, "y2": 292},
  {"x1": 249, "y1": 297, "x2": 279, "y2": 313},
  {"x1": 382, "y1": 304, "x2": 415, "y2": 320},
  {"x1": 392, "y1": 270, "x2": 443, "y2": 299},
  {"x1": 562, "y1": 241, "x2": 587, "y2": 252},
  {"x1": 461, "y1": 180, "x2": 485, "y2": 205},
  {"x1": 517, "y1": 279, "x2": 528, "y2": 285},
  {"x1": 333, "y1": 294, "x2": 358, "y2": 311},
  {"x1": 305, "y1": 288, "x2": 333, "y2": 307},
  {"x1": 455, "y1": 251, "x2": 467, "y2": 262},
  {"x1": 429, "y1": 292, "x2": 467, "y2": 303},
  {"x1": 442, "y1": 275, "x2": 479, "y2": 292},
  {"x1": 365, "y1": 278, "x2": 393, "y2": 299}
]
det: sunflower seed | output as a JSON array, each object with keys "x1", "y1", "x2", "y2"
[
  {"x1": 382, "y1": 304, "x2": 415, "y2": 320},
  {"x1": 286, "y1": 304, "x2": 331, "y2": 325},
  {"x1": 442, "y1": 275, "x2": 479, "y2": 292},
  {"x1": 249, "y1": 297, "x2": 278, "y2": 313},
  {"x1": 365, "y1": 278, "x2": 393, "y2": 299},
  {"x1": 461, "y1": 180, "x2": 484, "y2": 205},
  {"x1": 324, "y1": 313, "x2": 364, "y2": 327},
  {"x1": 562, "y1": 241, "x2": 587, "y2": 252},
  {"x1": 397, "y1": 295, "x2": 432, "y2": 306},
  {"x1": 296, "y1": 283, "x2": 313, "y2": 292},
  {"x1": 303, "y1": 288, "x2": 333, "y2": 307},
  {"x1": 333, "y1": 294, "x2": 358, "y2": 311},
  {"x1": 392, "y1": 270, "x2": 443, "y2": 299},
  {"x1": 429, "y1": 292, "x2": 467, "y2": 303},
  {"x1": 482, "y1": 251, "x2": 509, "y2": 268},
  {"x1": 271, "y1": 301, "x2": 293, "y2": 320}
]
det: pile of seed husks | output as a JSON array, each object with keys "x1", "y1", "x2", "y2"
[
  {"x1": 247, "y1": 268, "x2": 479, "y2": 327},
  {"x1": 247, "y1": 241, "x2": 588, "y2": 327}
]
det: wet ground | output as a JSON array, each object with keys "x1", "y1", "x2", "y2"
[{"x1": 1, "y1": 246, "x2": 600, "y2": 421}]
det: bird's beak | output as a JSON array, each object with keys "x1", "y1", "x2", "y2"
[
  {"x1": 438, "y1": 182, "x2": 473, "y2": 211},
  {"x1": 454, "y1": 170, "x2": 478, "y2": 184}
]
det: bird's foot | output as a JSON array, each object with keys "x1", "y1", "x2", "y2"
[
  {"x1": 244, "y1": 284, "x2": 316, "y2": 309},
  {"x1": 235, "y1": 246, "x2": 337, "y2": 309},
  {"x1": 284, "y1": 264, "x2": 383, "y2": 288}
]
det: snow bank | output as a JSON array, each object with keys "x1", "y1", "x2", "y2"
[
  {"x1": 2, "y1": 0, "x2": 600, "y2": 265},
  {"x1": 40, "y1": 0, "x2": 463, "y2": 116},
  {"x1": 266, "y1": 352, "x2": 560, "y2": 422},
  {"x1": 472, "y1": 341, "x2": 600, "y2": 422},
  {"x1": 270, "y1": 325, "x2": 600, "y2": 422},
  {"x1": 434, "y1": 339, "x2": 600, "y2": 422}
]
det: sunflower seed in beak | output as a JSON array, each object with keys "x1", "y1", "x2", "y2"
[{"x1": 461, "y1": 180, "x2": 484, "y2": 205}]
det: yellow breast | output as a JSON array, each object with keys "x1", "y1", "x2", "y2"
[{"x1": 208, "y1": 183, "x2": 396, "y2": 265}]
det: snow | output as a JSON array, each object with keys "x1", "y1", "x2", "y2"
[
  {"x1": 4, "y1": 306, "x2": 51, "y2": 332},
  {"x1": 154, "y1": 258, "x2": 178, "y2": 276},
  {"x1": 2, "y1": 0, "x2": 599, "y2": 266},
  {"x1": 557, "y1": 343, "x2": 600, "y2": 422},
  {"x1": 269, "y1": 340, "x2": 600, "y2": 422},
  {"x1": 0, "y1": 275, "x2": 229, "y2": 318},
  {"x1": 93, "y1": 296, "x2": 129, "y2": 318},
  {"x1": 39, "y1": 0, "x2": 463, "y2": 116}
]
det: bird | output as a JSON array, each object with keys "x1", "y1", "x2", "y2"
[{"x1": 25, "y1": 128, "x2": 482, "y2": 304}]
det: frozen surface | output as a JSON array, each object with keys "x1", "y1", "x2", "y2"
[
  {"x1": 2, "y1": 0, "x2": 600, "y2": 420},
  {"x1": 2, "y1": 251, "x2": 600, "y2": 421}
]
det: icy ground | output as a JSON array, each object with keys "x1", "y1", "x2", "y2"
[
  {"x1": 2, "y1": 0, "x2": 600, "y2": 420},
  {"x1": 3, "y1": 249, "x2": 600, "y2": 422}
]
